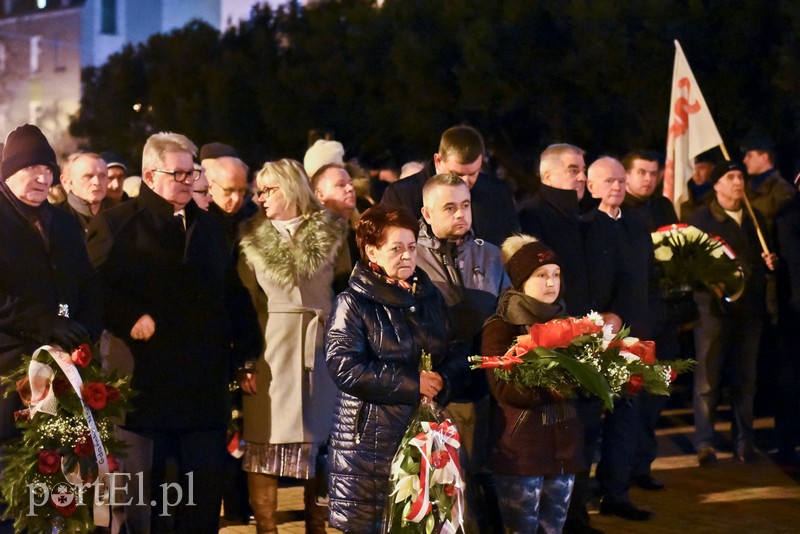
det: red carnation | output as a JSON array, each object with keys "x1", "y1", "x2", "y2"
[
  {"x1": 81, "y1": 382, "x2": 107, "y2": 410},
  {"x1": 105, "y1": 385, "x2": 121, "y2": 404},
  {"x1": 52, "y1": 375, "x2": 71, "y2": 397},
  {"x1": 430, "y1": 450, "x2": 450, "y2": 469},
  {"x1": 570, "y1": 317, "x2": 603, "y2": 337},
  {"x1": 71, "y1": 343, "x2": 92, "y2": 368},
  {"x1": 37, "y1": 450, "x2": 60, "y2": 475},
  {"x1": 444, "y1": 484, "x2": 457, "y2": 497},
  {"x1": 74, "y1": 435, "x2": 94, "y2": 458}
]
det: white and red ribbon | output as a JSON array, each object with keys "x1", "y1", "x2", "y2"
[
  {"x1": 405, "y1": 420, "x2": 464, "y2": 527},
  {"x1": 31, "y1": 346, "x2": 110, "y2": 527}
]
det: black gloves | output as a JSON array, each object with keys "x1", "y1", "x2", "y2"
[{"x1": 50, "y1": 317, "x2": 89, "y2": 350}]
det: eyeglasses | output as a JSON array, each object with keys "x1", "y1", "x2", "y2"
[
  {"x1": 153, "y1": 168, "x2": 201, "y2": 184},
  {"x1": 256, "y1": 186, "x2": 280, "y2": 198},
  {"x1": 211, "y1": 180, "x2": 248, "y2": 196}
]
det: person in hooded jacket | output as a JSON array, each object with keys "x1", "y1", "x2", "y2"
[{"x1": 324, "y1": 204, "x2": 467, "y2": 533}]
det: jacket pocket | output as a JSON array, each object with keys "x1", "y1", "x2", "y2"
[{"x1": 353, "y1": 401, "x2": 368, "y2": 444}]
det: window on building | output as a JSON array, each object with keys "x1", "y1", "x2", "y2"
[
  {"x1": 101, "y1": 0, "x2": 117, "y2": 35},
  {"x1": 30, "y1": 35, "x2": 41, "y2": 74}
]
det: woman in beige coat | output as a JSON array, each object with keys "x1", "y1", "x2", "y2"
[{"x1": 238, "y1": 159, "x2": 346, "y2": 534}]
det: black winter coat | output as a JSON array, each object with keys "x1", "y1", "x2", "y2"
[
  {"x1": 0, "y1": 183, "x2": 102, "y2": 438},
  {"x1": 325, "y1": 262, "x2": 467, "y2": 534},
  {"x1": 87, "y1": 184, "x2": 260, "y2": 431},
  {"x1": 518, "y1": 185, "x2": 592, "y2": 316}
]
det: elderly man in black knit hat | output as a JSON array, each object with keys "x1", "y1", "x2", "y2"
[
  {"x1": 0, "y1": 124, "x2": 103, "y2": 440},
  {"x1": 689, "y1": 161, "x2": 778, "y2": 466}
]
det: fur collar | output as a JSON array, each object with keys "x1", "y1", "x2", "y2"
[{"x1": 239, "y1": 209, "x2": 346, "y2": 287}]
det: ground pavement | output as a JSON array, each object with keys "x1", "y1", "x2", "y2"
[{"x1": 220, "y1": 404, "x2": 800, "y2": 533}]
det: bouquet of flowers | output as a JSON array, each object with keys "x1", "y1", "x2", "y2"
[
  {"x1": 382, "y1": 351, "x2": 465, "y2": 534},
  {"x1": 651, "y1": 223, "x2": 744, "y2": 301},
  {"x1": 1, "y1": 343, "x2": 133, "y2": 533},
  {"x1": 470, "y1": 313, "x2": 693, "y2": 410}
]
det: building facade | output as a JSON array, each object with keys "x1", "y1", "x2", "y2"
[{"x1": 0, "y1": 0, "x2": 256, "y2": 156}]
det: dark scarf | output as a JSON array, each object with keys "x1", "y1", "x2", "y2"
[
  {"x1": 368, "y1": 261, "x2": 418, "y2": 294},
  {"x1": 495, "y1": 287, "x2": 565, "y2": 326}
]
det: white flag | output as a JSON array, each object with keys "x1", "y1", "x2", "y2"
[{"x1": 664, "y1": 40, "x2": 724, "y2": 214}]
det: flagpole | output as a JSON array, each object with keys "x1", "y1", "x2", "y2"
[{"x1": 718, "y1": 142, "x2": 770, "y2": 254}]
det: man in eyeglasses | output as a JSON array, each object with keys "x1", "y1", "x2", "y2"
[
  {"x1": 87, "y1": 132, "x2": 261, "y2": 533},
  {"x1": 200, "y1": 143, "x2": 258, "y2": 253}
]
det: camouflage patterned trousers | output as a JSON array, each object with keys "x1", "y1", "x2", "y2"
[{"x1": 493, "y1": 474, "x2": 574, "y2": 533}]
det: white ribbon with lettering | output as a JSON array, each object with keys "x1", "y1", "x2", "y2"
[{"x1": 31, "y1": 345, "x2": 110, "y2": 527}]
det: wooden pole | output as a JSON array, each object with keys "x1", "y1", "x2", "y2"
[{"x1": 719, "y1": 142, "x2": 770, "y2": 255}]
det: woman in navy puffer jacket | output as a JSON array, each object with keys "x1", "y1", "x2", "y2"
[{"x1": 325, "y1": 205, "x2": 466, "y2": 533}]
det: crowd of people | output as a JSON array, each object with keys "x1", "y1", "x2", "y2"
[{"x1": 0, "y1": 121, "x2": 798, "y2": 534}]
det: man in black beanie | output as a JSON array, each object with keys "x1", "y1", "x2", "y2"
[
  {"x1": 0, "y1": 124, "x2": 103, "y2": 440},
  {"x1": 689, "y1": 161, "x2": 778, "y2": 465}
]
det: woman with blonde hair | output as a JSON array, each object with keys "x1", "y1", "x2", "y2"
[{"x1": 238, "y1": 159, "x2": 346, "y2": 534}]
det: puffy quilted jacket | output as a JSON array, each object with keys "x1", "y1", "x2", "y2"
[{"x1": 324, "y1": 261, "x2": 466, "y2": 533}]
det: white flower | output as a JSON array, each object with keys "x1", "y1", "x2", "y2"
[
  {"x1": 654, "y1": 245, "x2": 674, "y2": 262},
  {"x1": 586, "y1": 311, "x2": 604, "y2": 326},
  {"x1": 600, "y1": 323, "x2": 616, "y2": 349},
  {"x1": 392, "y1": 473, "x2": 420, "y2": 504},
  {"x1": 683, "y1": 225, "x2": 704, "y2": 241},
  {"x1": 651, "y1": 231, "x2": 664, "y2": 245},
  {"x1": 620, "y1": 350, "x2": 641, "y2": 364},
  {"x1": 709, "y1": 243, "x2": 725, "y2": 259}
]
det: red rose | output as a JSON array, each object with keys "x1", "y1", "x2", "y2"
[
  {"x1": 444, "y1": 484, "x2": 456, "y2": 497},
  {"x1": 37, "y1": 449, "x2": 61, "y2": 475},
  {"x1": 569, "y1": 317, "x2": 603, "y2": 337},
  {"x1": 71, "y1": 343, "x2": 92, "y2": 368},
  {"x1": 625, "y1": 374, "x2": 644, "y2": 396},
  {"x1": 626, "y1": 340, "x2": 657, "y2": 365},
  {"x1": 529, "y1": 318, "x2": 575, "y2": 349},
  {"x1": 105, "y1": 385, "x2": 121, "y2": 404},
  {"x1": 74, "y1": 435, "x2": 94, "y2": 458},
  {"x1": 81, "y1": 382, "x2": 107, "y2": 410},
  {"x1": 106, "y1": 454, "x2": 120, "y2": 472},
  {"x1": 669, "y1": 368, "x2": 678, "y2": 382},
  {"x1": 53, "y1": 375, "x2": 71, "y2": 397},
  {"x1": 430, "y1": 450, "x2": 450, "y2": 469}
]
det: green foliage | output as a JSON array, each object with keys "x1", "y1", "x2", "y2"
[
  {"x1": 70, "y1": 0, "x2": 800, "y2": 184},
  {"x1": 0, "y1": 346, "x2": 134, "y2": 533}
]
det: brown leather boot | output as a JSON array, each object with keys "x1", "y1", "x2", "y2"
[
  {"x1": 304, "y1": 478, "x2": 328, "y2": 534},
  {"x1": 248, "y1": 473, "x2": 279, "y2": 534}
]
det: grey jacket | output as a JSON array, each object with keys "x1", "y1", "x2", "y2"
[{"x1": 416, "y1": 221, "x2": 510, "y2": 400}]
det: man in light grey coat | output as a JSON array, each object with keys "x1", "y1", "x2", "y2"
[{"x1": 416, "y1": 172, "x2": 511, "y2": 533}]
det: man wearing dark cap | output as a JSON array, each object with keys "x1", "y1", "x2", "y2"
[
  {"x1": 680, "y1": 151, "x2": 718, "y2": 222},
  {"x1": 100, "y1": 151, "x2": 129, "y2": 206},
  {"x1": 0, "y1": 124, "x2": 103, "y2": 439},
  {"x1": 688, "y1": 161, "x2": 778, "y2": 466},
  {"x1": 741, "y1": 135, "x2": 794, "y2": 229}
]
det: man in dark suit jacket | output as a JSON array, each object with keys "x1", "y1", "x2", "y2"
[
  {"x1": 87, "y1": 132, "x2": 260, "y2": 532},
  {"x1": 0, "y1": 124, "x2": 103, "y2": 441},
  {"x1": 381, "y1": 125, "x2": 518, "y2": 246}
]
